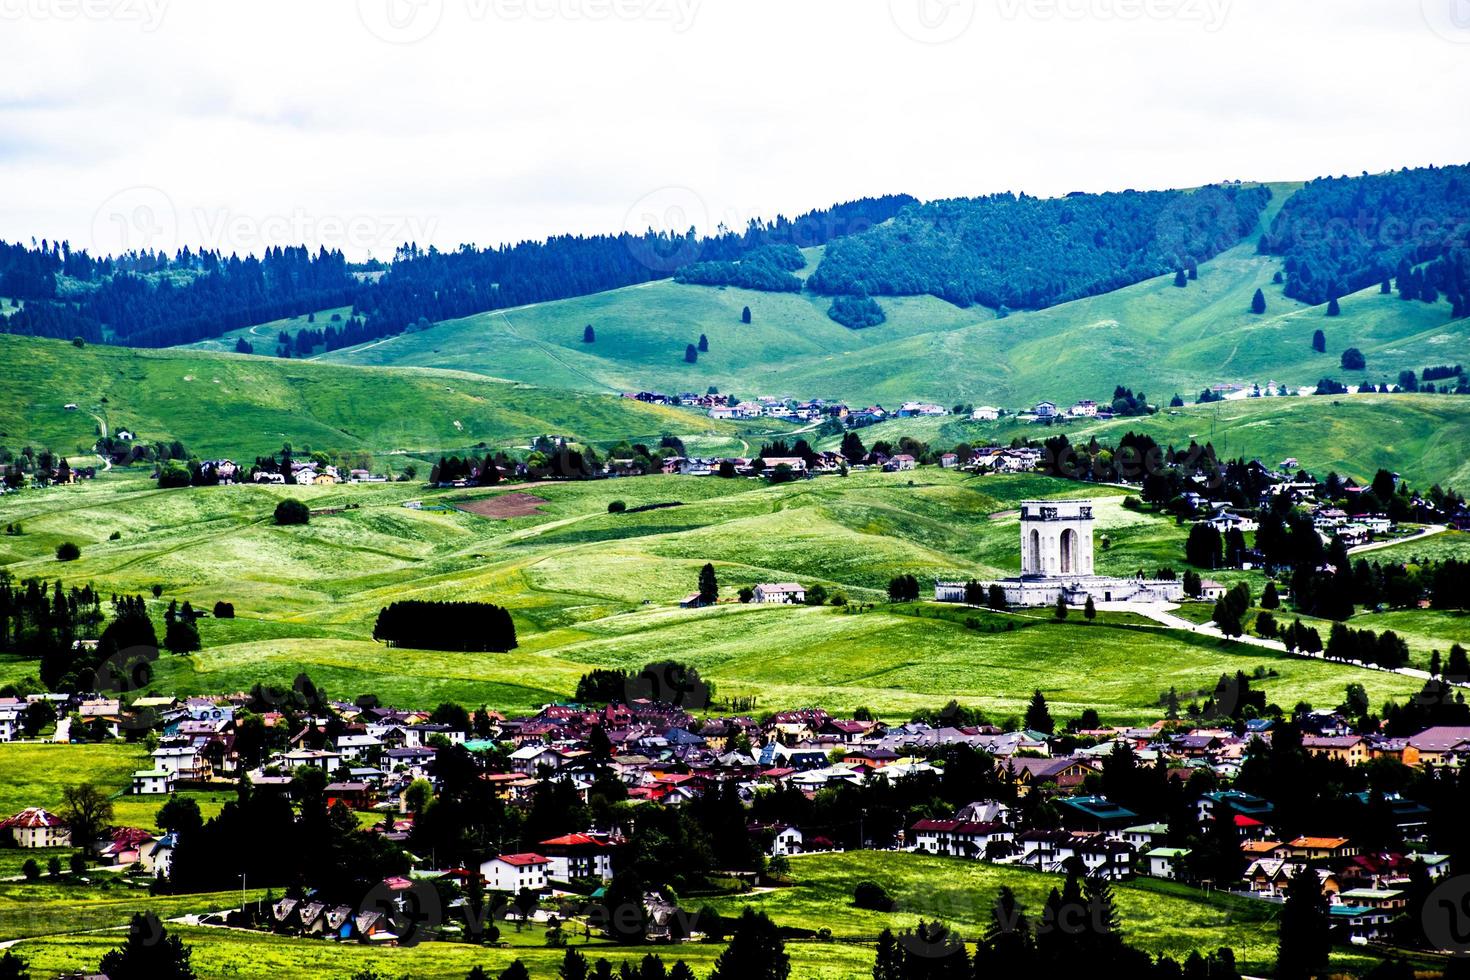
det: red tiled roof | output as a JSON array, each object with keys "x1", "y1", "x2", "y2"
[
  {"x1": 494, "y1": 853, "x2": 548, "y2": 867},
  {"x1": 0, "y1": 807, "x2": 66, "y2": 830}
]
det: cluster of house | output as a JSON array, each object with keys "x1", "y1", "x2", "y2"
[
  {"x1": 10, "y1": 685, "x2": 1470, "y2": 948},
  {"x1": 250, "y1": 462, "x2": 384, "y2": 486},
  {"x1": 908, "y1": 720, "x2": 1470, "y2": 943}
]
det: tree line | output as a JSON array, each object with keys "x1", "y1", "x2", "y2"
[{"x1": 372, "y1": 600, "x2": 518, "y2": 652}]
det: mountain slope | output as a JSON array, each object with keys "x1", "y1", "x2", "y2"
[{"x1": 0, "y1": 335, "x2": 760, "y2": 461}]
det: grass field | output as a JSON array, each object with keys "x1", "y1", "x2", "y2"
[
  {"x1": 311, "y1": 183, "x2": 1470, "y2": 422},
  {"x1": 0, "y1": 469, "x2": 1437, "y2": 726},
  {"x1": 0, "y1": 334, "x2": 777, "y2": 463}
]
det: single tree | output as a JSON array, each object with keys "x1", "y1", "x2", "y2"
[
  {"x1": 1326, "y1": 296, "x2": 1341, "y2": 316},
  {"x1": 1276, "y1": 865, "x2": 1330, "y2": 980},
  {"x1": 1311, "y1": 328, "x2": 1325, "y2": 353},
  {"x1": 697, "y1": 334, "x2": 709, "y2": 352},
  {"x1": 1024, "y1": 689, "x2": 1054, "y2": 734},
  {"x1": 0, "y1": 950, "x2": 31, "y2": 980},
  {"x1": 697, "y1": 563, "x2": 719, "y2": 604},
  {"x1": 1251, "y1": 288, "x2": 1267, "y2": 314},
  {"x1": 273, "y1": 498, "x2": 310, "y2": 526},
  {"x1": 60, "y1": 783, "x2": 113, "y2": 847},
  {"x1": 1261, "y1": 581, "x2": 1280, "y2": 609},
  {"x1": 98, "y1": 913, "x2": 197, "y2": 980},
  {"x1": 741, "y1": 305, "x2": 752, "y2": 324},
  {"x1": 1173, "y1": 268, "x2": 1188, "y2": 288},
  {"x1": 684, "y1": 344, "x2": 698, "y2": 364},
  {"x1": 707, "y1": 908, "x2": 789, "y2": 980},
  {"x1": 1341, "y1": 347, "x2": 1366, "y2": 370},
  {"x1": 583, "y1": 324, "x2": 595, "y2": 343},
  {"x1": 1053, "y1": 593, "x2": 1069, "y2": 621}
]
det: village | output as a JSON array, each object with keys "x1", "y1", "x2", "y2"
[{"x1": 3, "y1": 674, "x2": 1469, "y2": 949}]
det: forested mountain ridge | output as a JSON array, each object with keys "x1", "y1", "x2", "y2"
[
  {"x1": 1258, "y1": 162, "x2": 1470, "y2": 312},
  {"x1": 0, "y1": 195, "x2": 913, "y2": 349},
  {"x1": 805, "y1": 183, "x2": 1273, "y2": 310}
]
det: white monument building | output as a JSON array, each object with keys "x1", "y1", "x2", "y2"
[{"x1": 935, "y1": 499, "x2": 1184, "y2": 607}]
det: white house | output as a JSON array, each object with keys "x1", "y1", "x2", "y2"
[
  {"x1": 970, "y1": 406, "x2": 1000, "y2": 421},
  {"x1": 132, "y1": 769, "x2": 176, "y2": 795},
  {"x1": 151, "y1": 745, "x2": 211, "y2": 781},
  {"x1": 0, "y1": 698, "x2": 21, "y2": 741},
  {"x1": 141, "y1": 832, "x2": 177, "y2": 879},
  {"x1": 538, "y1": 833, "x2": 616, "y2": 881},
  {"x1": 1142, "y1": 847, "x2": 1191, "y2": 880},
  {"x1": 1, "y1": 807, "x2": 70, "y2": 848},
  {"x1": 481, "y1": 853, "x2": 550, "y2": 893},
  {"x1": 768, "y1": 825, "x2": 804, "y2": 857},
  {"x1": 1033, "y1": 401, "x2": 1059, "y2": 418},
  {"x1": 334, "y1": 734, "x2": 382, "y2": 762},
  {"x1": 752, "y1": 583, "x2": 806, "y2": 604}
]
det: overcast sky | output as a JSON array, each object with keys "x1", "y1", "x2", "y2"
[{"x1": 3, "y1": 0, "x2": 1469, "y2": 260}]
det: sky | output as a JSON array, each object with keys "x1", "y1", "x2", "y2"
[{"x1": 2, "y1": 0, "x2": 1469, "y2": 261}]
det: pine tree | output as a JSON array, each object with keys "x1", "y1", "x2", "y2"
[
  {"x1": 498, "y1": 962, "x2": 531, "y2": 980},
  {"x1": 1025, "y1": 689, "x2": 1054, "y2": 734},
  {"x1": 0, "y1": 950, "x2": 31, "y2": 980},
  {"x1": 741, "y1": 306, "x2": 751, "y2": 324},
  {"x1": 1083, "y1": 595, "x2": 1096, "y2": 622},
  {"x1": 872, "y1": 928, "x2": 902, "y2": 980},
  {"x1": 98, "y1": 913, "x2": 197, "y2": 980},
  {"x1": 1311, "y1": 328, "x2": 1325, "y2": 353},
  {"x1": 1053, "y1": 594, "x2": 1068, "y2": 621},
  {"x1": 708, "y1": 909, "x2": 789, "y2": 980},
  {"x1": 1251, "y1": 288, "x2": 1267, "y2": 314},
  {"x1": 583, "y1": 324, "x2": 595, "y2": 343},
  {"x1": 684, "y1": 344, "x2": 698, "y2": 364},
  {"x1": 1173, "y1": 268, "x2": 1188, "y2": 288},
  {"x1": 698, "y1": 563, "x2": 719, "y2": 604},
  {"x1": 1326, "y1": 296, "x2": 1340, "y2": 316},
  {"x1": 559, "y1": 948, "x2": 590, "y2": 980},
  {"x1": 698, "y1": 333, "x2": 709, "y2": 352},
  {"x1": 1261, "y1": 581, "x2": 1280, "y2": 609},
  {"x1": 1276, "y1": 865, "x2": 1330, "y2": 980}
]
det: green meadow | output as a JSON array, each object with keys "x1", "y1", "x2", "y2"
[
  {"x1": 0, "y1": 469, "x2": 1437, "y2": 724},
  {"x1": 0, "y1": 334, "x2": 772, "y2": 464},
  {"x1": 314, "y1": 183, "x2": 1470, "y2": 419}
]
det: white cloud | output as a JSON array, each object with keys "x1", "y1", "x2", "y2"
[{"x1": 1, "y1": 0, "x2": 1467, "y2": 259}]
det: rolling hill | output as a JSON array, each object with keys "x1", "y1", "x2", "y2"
[
  {"x1": 312, "y1": 182, "x2": 1470, "y2": 409},
  {"x1": 0, "y1": 334, "x2": 769, "y2": 462},
  {"x1": 818, "y1": 392, "x2": 1470, "y2": 489}
]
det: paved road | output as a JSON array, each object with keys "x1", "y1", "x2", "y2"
[
  {"x1": 1349, "y1": 524, "x2": 1447, "y2": 555},
  {"x1": 1100, "y1": 600, "x2": 1450, "y2": 686}
]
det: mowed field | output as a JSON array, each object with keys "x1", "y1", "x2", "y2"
[
  {"x1": 0, "y1": 334, "x2": 773, "y2": 463},
  {"x1": 0, "y1": 468, "x2": 1441, "y2": 725}
]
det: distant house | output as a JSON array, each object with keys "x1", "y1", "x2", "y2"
[
  {"x1": 970, "y1": 406, "x2": 1000, "y2": 421},
  {"x1": 752, "y1": 583, "x2": 806, "y2": 604},
  {"x1": 1069, "y1": 400, "x2": 1099, "y2": 417},
  {"x1": 539, "y1": 833, "x2": 616, "y2": 881},
  {"x1": 1033, "y1": 401, "x2": 1059, "y2": 418},
  {"x1": 884, "y1": 454, "x2": 917, "y2": 472},
  {"x1": 1197, "y1": 579, "x2": 1228, "y2": 601},
  {"x1": 679, "y1": 593, "x2": 710, "y2": 609},
  {"x1": 1, "y1": 807, "x2": 69, "y2": 848},
  {"x1": 481, "y1": 853, "x2": 550, "y2": 893},
  {"x1": 1142, "y1": 846, "x2": 1191, "y2": 880},
  {"x1": 939, "y1": 453, "x2": 959, "y2": 469},
  {"x1": 131, "y1": 769, "x2": 176, "y2": 795}
]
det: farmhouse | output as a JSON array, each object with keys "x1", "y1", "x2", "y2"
[
  {"x1": 1, "y1": 807, "x2": 70, "y2": 848},
  {"x1": 131, "y1": 768, "x2": 176, "y2": 795},
  {"x1": 753, "y1": 583, "x2": 806, "y2": 604}
]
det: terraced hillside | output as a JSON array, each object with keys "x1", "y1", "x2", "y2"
[{"x1": 0, "y1": 469, "x2": 1440, "y2": 724}]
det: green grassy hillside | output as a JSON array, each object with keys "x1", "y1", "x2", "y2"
[
  {"x1": 0, "y1": 469, "x2": 1436, "y2": 724},
  {"x1": 0, "y1": 335, "x2": 767, "y2": 462},
  {"x1": 819, "y1": 393, "x2": 1470, "y2": 489},
  {"x1": 308, "y1": 183, "x2": 1469, "y2": 413}
]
